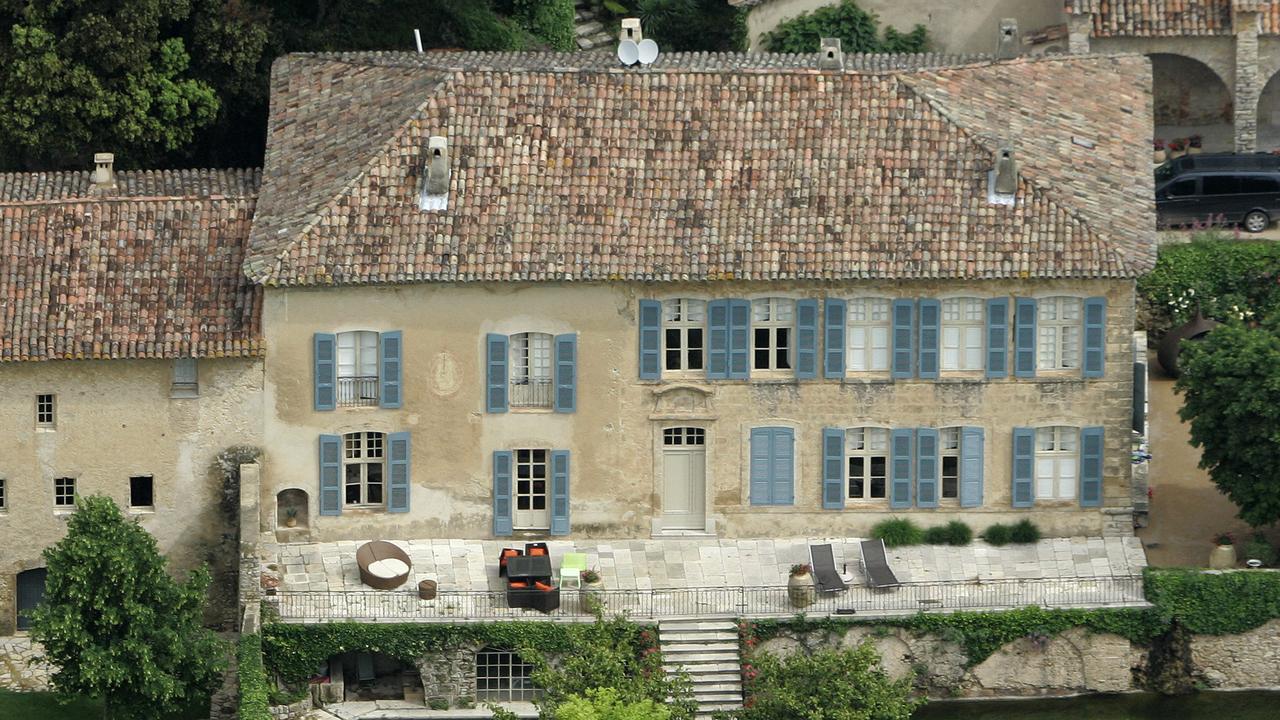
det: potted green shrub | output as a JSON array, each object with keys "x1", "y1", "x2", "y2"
[
  {"x1": 581, "y1": 567, "x2": 605, "y2": 597},
  {"x1": 1153, "y1": 139, "x2": 1166, "y2": 164},
  {"x1": 1210, "y1": 532, "x2": 1236, "y2": 569},
  {"x1": 787, "y1": 563, "x2": 816, "y2": 608}
]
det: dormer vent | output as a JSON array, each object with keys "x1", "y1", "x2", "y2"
[
  {"x1": 989, "y1": 147, "x2": 1018, "y2": 204},
  {"x1": 996, "y1": 18, "x2": 1019, "y2": 59},
  {"x1": 620, "y1": 18, "x2": 642, "y2": 43},
  {"x1": 90, "y1": 152, "x2": 116, "y2": 194},
  {"x1": 419, "y1": 136, "x2": 450, "y2": 211},
  {"x1": 818, "y1": 38, "x2": 844, "y2": 71}
]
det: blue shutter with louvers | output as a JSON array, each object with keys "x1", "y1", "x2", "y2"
[
  {"x1": 1014, "y1": 298, "x2": 1038, "y2": 378},
  {"x1": 795, "y1": 299, "x2": 818, "y2": 379},
  {"x1": 749, "y1": 428, "x2": 773, "y2": 505},
  {"x1": 493, "y1": 451, "x2": 513, "y2": 536},
  {"x1": 890, "y1": 429, "x2": 914, "y2": 508},
  {"x1": 1011, "y1": 427, "x2": 1035, "y2": 508},
  {"x1": 638, "y1": 300, "x2": 662, "y2": 380},
  {"x1": 314, "y1": 333, "x2": 336, "y2": 411},
  {"x1": 824, "y1": 298, "x2": 846, "y2": 378},
  {"x1": 959, "y1": 426, "x2": 985, "y2": 508},
  {"x1": 554, "y1": 333, "x2": 577, "y2": 413},
  {"x1": 822, "y1": 428, "x2": 845, "y2": 510},
  {"x1": 772, "y1": 427, "x2": 795, "y2": 506},
  {"x1": 379, "y1": 331, "x2": 403, "y2": 409},
  {"x1": 318, "y1": 434, "x2": 342, "y2": 516},
  {"x1": 918, "y1": 299, "x2": 940, "y2": 379},
  {"x1": 387, "y1": 432, "x2": 410, "y2": 513},
  {"x1": 707, "y1": 300, "x2": 730, "y2": 380},
  {"x1": 892, "y1": 300, "x2": 915, "y2": 379},
  {"x1": 728, "y1": 299, "x2": 751, "y2": 380},
  {"x1": 916, "y1": 428, "x2": 939, "y2": 508},
  {"x1": 986, "y1": 298, "x2": 1009, "y2": 379},
  {"x1": 1083, "y1": 297, "x2": 1107, "y2": 378},
  {"x1": 485, "y1": 334, "x2": 508, "y2": 413},
  {"x1": 550, "y1": 450, "x2": 571, "y2": 535},
  {"x1": 1080, "y1": 426, "x2": 1104, "y2": 507}
]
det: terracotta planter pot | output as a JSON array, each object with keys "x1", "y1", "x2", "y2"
[
  {"x1": 787, "y1": 572, "x2": 816, "y2": 608},
  {"x1": 1188, "y1": 146, "x2": 1203, "y2": 155},
  {"x1": 1210, "y1": 544, "x2": 1237, "y2": 569},
  {"x1": 1170, "y1": 149, "x2": 1187, "y2": 159},
  {"x1": 1154, "y1": 149, "x2": 1167, "y2": 164}
]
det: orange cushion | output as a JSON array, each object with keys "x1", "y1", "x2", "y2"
[
  {"x1": 509, "y1": 581, "x2": 529, "y2": 588},
  {"x1": 529, "y1": 548, "x2": 548, "y2": 556},
  {"x1": 501, "y1": 549, "x2": 521, "y2": 559},
  {"x1": 534, "y1": 581, "x2": 554, "y2": 592}
]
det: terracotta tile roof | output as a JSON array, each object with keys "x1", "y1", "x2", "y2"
[
  {"x1": 1068, "y1": 0, "x2": 1236, "y2": 37},
  {"x1": 0, "y1": 169, "x2": 263, "y2": 362},
  {"x1": 246, "y1": 52, "x2": 1155, "y2": 286}
]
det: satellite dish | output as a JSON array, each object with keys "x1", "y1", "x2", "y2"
[
  {"x1": 617, "y1": 39, "x2": 639, "y2": 66},
  {"x1": 637, "y1": 39, "x2": 659, "y2": 65}
]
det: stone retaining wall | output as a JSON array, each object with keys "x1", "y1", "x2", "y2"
[{"x1": 0, "y1": 636, "x2": 51, "y2": 691}]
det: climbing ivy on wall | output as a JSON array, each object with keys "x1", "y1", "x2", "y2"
[
  {"x1": 1145, "y1": 568, "x2": 1280, "y2": 634},
  {"x1": 238, "y1": 634, "x2": 271, "y2": 720}
]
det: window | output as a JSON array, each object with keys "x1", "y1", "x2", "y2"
[
  {"x1": 1035, "y1": 426, "x2": 1078, "y2": 500},
  {"x1": 846, "y1": 428, "x2": 889, "y2": 500},
  {"x1": 336, "y1": 331, "x2": 379, "y2": 407},
  {"x1": 847, "y1": 298, "x2": 891, "y2": 372},
  {"x1": 751, "y1": 298, "x2": 793, "y2": 371},
  {"x1": 514, "y1": 449, "x2": 549, "y2": 528},
  {"x1": 510, "y1": 332, "x2": 553, "y2": 408},
  {"x1": 663, "y1": 299, "x2": 705, "y2": 372},
  {"x1": 171, "y1": 358, "x2": 198, "y2": 397},
  {"x1": 1165, "y1": 178, "x2": 1196, "y2": 197},
  {"x1": 476, "y1": 647, "x2": 539, "y2": 702},
  {"x1": 663, "y1": 427, "x2": 706, "y2": 446},
  {"x1": 54, "y1": 477, "x2": 75, "y2": 508},
  {"x1": 343, "y1": 432, "x2": 385, "y2": 506},
  {"x1": 1202, "y1": 175, "x2": 1240, "y2": 196},
  {"x1": 1240, "y1": 176, "x2": 1280, "y2": 193},
  {"x1": 940, "y1": 428, "x2": 961, "y2": 500},
  {"x1": 0, "y1": 478, "x2": 6, "y2": 511},
  {"x1": 129, "y1": 476, "x2": 154, "y2": 509},
  {"x1": 941, "y1": 298, "x2": 984, "y2": 371},
  {"x1": 749, "y1": 427, "x2": 795, "y2": 506},
  {"x1": 1037, "y1": 297, "x2": 1082, "y2": 370},
  {"x1": 36, "y1": 394, "x2": 55, "y2": 428}
]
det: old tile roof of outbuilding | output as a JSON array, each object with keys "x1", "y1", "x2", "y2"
[
  {"x1": 1067, "y1": 0, "x2": 1280, "y2": 37},
  {"x1": 0, "y1": 168, "x2": 263, "y2": 362},
  {"x1": 245, "y1": 50, "x2": 1155, "y2": 286}
]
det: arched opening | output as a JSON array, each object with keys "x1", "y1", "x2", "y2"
[
  {"x1": 275, "y1": 488, "x2": 310, "y2": 530},
  {"x1": 1151, "y1": 53, "x2": 1234, "y2": 152},
  {"x1": 1256, "y1": 71, "x2": 1280, "y2": 151},
  {"x1": 332, "y1": 651, "x2": 421, "y2": 702},
  {"x1": 16, "y1": 567, "x2": 47, "y2": 632}
]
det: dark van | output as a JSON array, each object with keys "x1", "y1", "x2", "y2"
[
  {"x1": 1155, "y1": 171, "x2": 1280, "y2": 232},
  {"x1": 1154, "y1": 152, "x2": 1280, "y2": 185}
]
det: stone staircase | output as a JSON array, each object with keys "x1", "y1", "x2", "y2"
[
  {"x1": 658, "y1": 619, "x2": 744, "y2": 719},
  {"x1": 574, "y1": 0, "x2": 614, "y2": 50}
]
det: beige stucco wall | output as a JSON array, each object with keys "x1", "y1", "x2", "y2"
[
  {"x1": 0, "y1": 357, "x2": 263, "y2": 635},
  {"x1": 261, "y1": 278, "x2": 1135, "y2": 544}
]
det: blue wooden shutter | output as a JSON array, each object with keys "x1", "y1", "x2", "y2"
[
  {"x1": 314, "y1": 333, "x2": 336, "y2": 411},
  {"x1": 772, "y1": 427, "x2": 795, "y2": 506},
  {"x1": 1011, "y1": 427, "x2": 1035, "y2": 508},
  {"x1": 959, "y1": 426, "x2": 985, "y2": 508},
  {"x1": 1083, "y1": 297, "x2": 1107, "y2": 378},
  {"x1": 1080, "y1": 426, "x2": 1104, "y2": 507},
  {"x1": 915, "y1": 428, "x2": 939, "y2": 508},
  {"x1": 822, "y1": 428, "x2": 845, "y2": 510},
  {"x1": 554, "y1": 333, "x2": 577, "y2": 413},
  {"x1": 891, "y1": 300, "x2": 915, "y2": 379},
  {"x1": 485, "y1": 334, "x2": 508, "y2": 413},
  {"x1": 387, "y1": 432, "x2": 410, "y2": 513},
  {"x1": 638, "y1": 300, "x2": 662, "y2": 380},
  {"x1": 728, "y1": 299, "x2": 751, "y2": 379},
  {"x1": 493, "y1": 451, "x2": 513, "y2": 536},
  {"x1": 890, "y1": 429, "x2": 913, "y2": 508},
  {"x1": 379, "y1": 331, "x2": 403, "y2": 409},
  {"x1": 918, "y1": 299, "x2": 940, "y2": 379},
  {"x1": 707, "y1": 300, "x2": 730, "y2": 379},
  {"x1": 749, "y1": 427, "x2": 773, "y2": 505},
  {"x1": 986, "y1": 298, "x2": 1009, "y2": 379},
  {"x1": 1014, "y1": 298, "x2": 1038, "y2": 378},
  {"x1": 318, "y1": 434, "x2": 342, "y2": 516},
  {"x1": 550, "y1": 450, "x2": 571, "y2": 535},
  {"x1": 824, "y1": 298, "x2": 846, "y2": 378},
  {"x1": 795, "y1": 299, "x2": 818, "y2": 379}
]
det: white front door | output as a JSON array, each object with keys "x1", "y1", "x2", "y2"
[
  {"x1": 662, "y1": 427, "x2": 707, "y2": 530},
  {"x1": 514, "y1": 449, "x2": 551, "y2": 530}
]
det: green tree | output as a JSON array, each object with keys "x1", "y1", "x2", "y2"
[
  {"x1": 28, "y1": 495, "x2": 226, "y2": 720},
  {"x1": 0, "y1": 0, "x2": 219, "y2": 169},
  {"x1": 633, "y1": 0, "x2": 747, "y2": 52},
  {"x1": 1177, "y1": 316, "x2": 1280, "y2": 528},
  {"x1": 762, "y1": 0, "x2": 927, "y2": 55},
  {"x1": 737, "y1": 642, "x2": 921, "y2": 720},
  {"x1": 554, "y1": 687, "x2": 673, "y2": 720}
]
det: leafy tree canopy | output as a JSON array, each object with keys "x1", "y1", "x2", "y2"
[
  {"x1": 763, "y1": 0, "x2": 927, "y2": 55},
  {"x1": 737, "y1": 642, "x2": 922, "y2": 720},
  {"x1": 28, "y1": 495, "x2": 226, "y2": 720},
  {"x1": 1177, "y1": 316, "x2": 1280, "y2": 527}
]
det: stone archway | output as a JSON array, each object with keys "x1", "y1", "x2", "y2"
[
  {"x1": 1151, "y1": 53, "x2": 1234, "y2": 152},
  {"x1": 1257, "y1": 71, "x2": 1280, "y2": 151}
]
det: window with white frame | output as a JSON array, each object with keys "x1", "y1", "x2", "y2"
[
  {"x1": 510, "y1": 332, "x2": 554, "y2": 408},
  {"x1": 847, "y1": 298, "x2": 891, "y2": 372},
  {"x1": 475, "y1": 647, "x2": 540, "y2": 702},
  {"x1": 54, "y1": 477, "x2": 75, "y2": 508},
  {"x1": 941, "y1": 298, "x2": 984, "y2": 371},
  {"x1": 336, "y1": 331, "x2": 380, "y2": 406},
  {"x1": 36, "y1": 394, "x2": 55, "y2": 428},
  {"x1": 1035, "y1": 426, "x2": 1078, "y2": 499},
  {"x1": 1038, "y1": 297, "x2": 1082, "y2": 371},
  {"x1": 343, "y1": 432, "x2": 385, "y2": 506},
  {"x1": 663, "y1": 298, "x2": 705, "y2": 372},
  {"x1": 130, "y1": 476, "x2": 155, "y2": 509},
  {"x1": 514, "y1": 448, "x2": 550, "y2": 528},
  {"x1": 940, "y1": 427, "x2": 961, "y2": 500},
  {"x1": 847, "y1": 427, "x2": 889, "y2": 500},
  {"x1": 751, "y1": 298, "x2": 793, "y2": 371}
]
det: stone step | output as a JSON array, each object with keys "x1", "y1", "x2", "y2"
[
  {"x1": 661, "y1": 641, "x2": 739, "y2": 654},
  {"x1": 689, "y1": 674, "x2": 745, "y2": 687},
  {"x1": 576, "y1": 20, "x2": 605, "y2": 37},
  {"x1": 691, "y1": 691, "x2": 745, "y2": 704},
  {"x1": 660, "y1": 632, "x2": 739, "y2": 644},
  {"x1": 664, "y1": 661, "x2": 740, "y2": 674}
]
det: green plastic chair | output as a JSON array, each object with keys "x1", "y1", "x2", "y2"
[{"x1": 560, "y1": 552, "x2": 588, "y2": 589}]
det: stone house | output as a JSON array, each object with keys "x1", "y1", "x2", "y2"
[
  {"x1": 245, "y1": 50, "x2": 1155, "y2": 545},
  {"x1": 0, "y1": 161, "x2": 264, "y2": 635}
]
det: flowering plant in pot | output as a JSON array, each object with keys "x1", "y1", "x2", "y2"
[
  {"x1": 1168, "y1": 138, "x2": 1187, "y2": 158},
  {"x1": 787, "y1": 563, "x2": 816, "y2": 608},
  {"x1": 1188, "y1": 134, "x2": 1203, "y2": 154},
  {"x1": 1153, "y1": 139, "x2": 1167, "y2": 164}
]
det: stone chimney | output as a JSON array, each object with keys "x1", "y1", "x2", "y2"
[
  {"x1": 993, "y1": 147, "x2": 1018, "y2": 196},
  {"x1": 620, "y1": 18, "x2": 642, "y2": 43},
  {"x1": 996, "y1": 18, "x2": 1019, "y2": 59},
  {"x1": 90, "y1": 152, "x2": 116, "y2": 194},
  {"x1": 818, "y1": 38, "x2": 844, "y2": 71},
  {"x1": 425, "y1": 136, "x2": 449, "y2": 196}
]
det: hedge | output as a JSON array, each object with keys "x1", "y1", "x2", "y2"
[
  {"x1": 1137, "y1": 233, "x2": 1280, "y2": 338},
  {"x1": 238, "y1": 634, "x2": 271, "y2": 720},
  {"x1": 1144, "y1": 567, "x2": 1280, "y2": 634}
]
